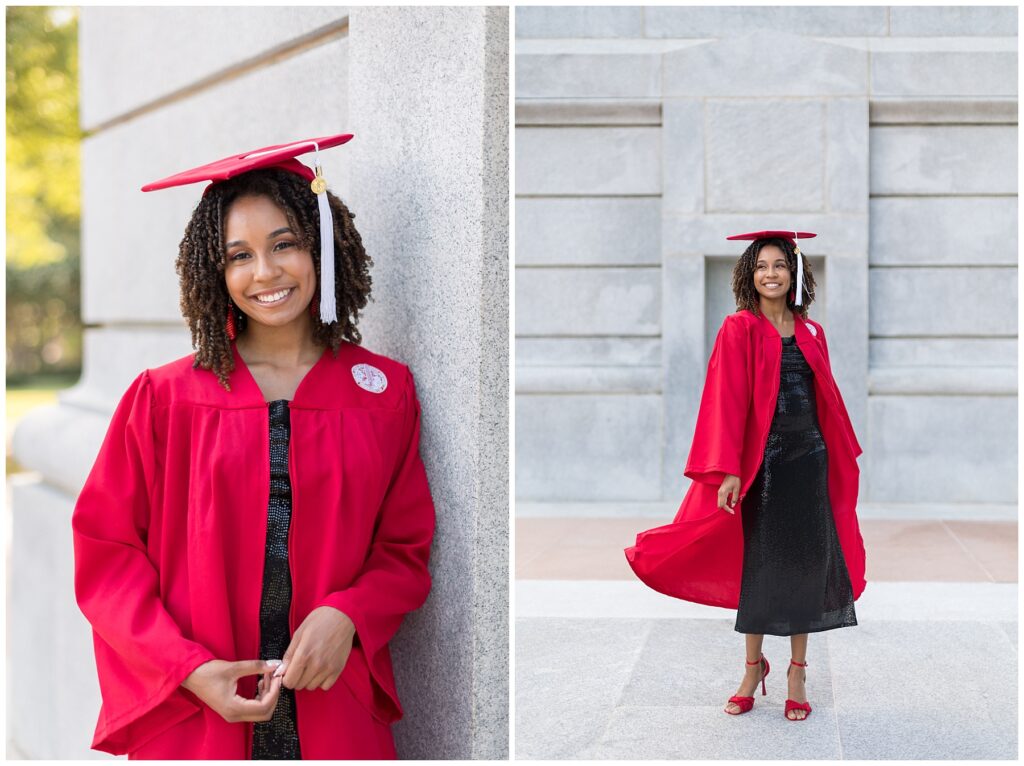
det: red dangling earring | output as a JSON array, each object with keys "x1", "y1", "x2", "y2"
[
  {"x1": 226, "y1": 303, "x2": 237, "y2": 340},
  {"x1": 309, "y1": 290, "x2": 319, "y2": 319},
  {"x1": 788, "y1": 286, "x2": 795, "y2": 303}
]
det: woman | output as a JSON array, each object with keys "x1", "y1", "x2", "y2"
[
  {"x1": 625, "y1": 231, "x2": 865, "y2": 722},
  {"x1": 72, "y1": 136, "x2": 435, "y2": 758}
]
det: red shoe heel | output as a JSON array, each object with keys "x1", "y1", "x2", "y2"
[
  {"x1": 784, "y1": 659, "x2": 812, "y2": 721},
  {"x1": 725, "y1": 654, "x2": 770, "y2": 715}
]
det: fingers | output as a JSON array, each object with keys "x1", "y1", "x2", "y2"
[
  {"x1": 245, "y1": 673, "x2": 283, "y2": 720},
  {"x1": 287, "y1": 656, "x2": 316, "y2": 691},
  {"x1": 232, "y1": 658, "x2": 281, "y2": 679}
]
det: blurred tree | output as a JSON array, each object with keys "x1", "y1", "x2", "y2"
[{"x1": 6, "y1": 6, "x2": 83, "y2": 381}]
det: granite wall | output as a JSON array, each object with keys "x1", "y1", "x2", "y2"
[
  {"x1": 515, "y1": 5, "x2": 1017, "y2": 516},
  {"x1": 9, "y1": 6, "x2": 508, "y2": 759}
]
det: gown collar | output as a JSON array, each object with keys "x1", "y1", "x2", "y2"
[{"x1": 229, "y1": 342, "x2": 332, "y2": 407}]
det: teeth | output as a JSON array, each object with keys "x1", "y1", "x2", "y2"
[{"x1": 255, "y1": 288, "x2": 291, "y2": 303}]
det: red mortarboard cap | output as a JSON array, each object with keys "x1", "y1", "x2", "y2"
[
  {"x1": 141, "y1": 134, "x2": 353, "y2": 192},
  {"x1": 727, "y1": 230, "x2": 817, "y2": 307},
  {"x1": 726, "y1": 230, "x2": 816, "y2": 244},
  {"x1": 142, "y1": 134, "x2": 355, "y2": 324}
]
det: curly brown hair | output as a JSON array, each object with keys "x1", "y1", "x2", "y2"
[
  {"x1": 730, "y1": 237, "x2": 816, "y2": 319},
  {"x1": 175, "y1": 169, "x2": 373, "y2": 390}
]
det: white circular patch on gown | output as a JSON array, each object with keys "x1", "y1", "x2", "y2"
[
  {"x1": 807, "y1": 323, "x2": 817, "y2": 337},
  {"x1": 352, "y1": 363, "x2": 388, "y2": 394}
]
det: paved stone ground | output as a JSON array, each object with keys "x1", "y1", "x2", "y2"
[{"x1": 515, "y1": 517, "x2": 1018, "y2": 760}]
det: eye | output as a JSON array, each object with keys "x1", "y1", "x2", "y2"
[
  {"x1": 273, "y1": 240, "x2": 296, "y2": 251},
  {"x1": 227, "y1": 251, "x2": 250, "y2": 262}
]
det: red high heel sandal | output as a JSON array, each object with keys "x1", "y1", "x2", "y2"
[
  {"x1": 785, "y1": 659, "x2": 812, "y2": 721},
  {"x1": 725, "y1": 654, "x2": 770, "y2": 715}
]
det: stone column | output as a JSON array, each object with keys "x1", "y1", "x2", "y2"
[{"x1": 348, "y1": 7, "x2": 509, "y2": 759}]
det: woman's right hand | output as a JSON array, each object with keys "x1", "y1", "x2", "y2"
[
  {"x1": 718, "y1": 474, "x2": 741, "y2": 514},
  {"x1": 181, "y1": 659, "x2": 283, "y2": 723}
]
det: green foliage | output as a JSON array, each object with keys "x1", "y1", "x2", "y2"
[{"x1": 6, "y1": 6, "x2": 83, "y2": 380}]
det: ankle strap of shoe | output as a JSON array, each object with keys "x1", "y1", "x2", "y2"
[
  {"x1": 746, "y1": 655, "x2": 764, "y2": 665},
  {"x1": 790, "y1": 659, "x2": 808, "y2": 667}
]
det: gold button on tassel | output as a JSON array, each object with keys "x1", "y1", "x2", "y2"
[{"x1": 310, "y1": 165, "x2": 327, "y2": 194}]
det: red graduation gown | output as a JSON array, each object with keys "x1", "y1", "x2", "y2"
[
  {"x1": 72, "y1": 341, "x2": 435, "y2": 758},
  {"x1": 625, "y1": 309, "x2": 866, "y2": 610}
]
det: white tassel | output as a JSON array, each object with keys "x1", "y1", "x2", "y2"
[
  {"x1": 794, "y1": 231, "x2": 804, "y2": 306},
  {"x1": 317, "y1": 188, "x2": 337, "y2": 324}
]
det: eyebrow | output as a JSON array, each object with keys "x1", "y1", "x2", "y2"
[{"x1": 225, "y1": 227, "x2": 294, "y2": 249}]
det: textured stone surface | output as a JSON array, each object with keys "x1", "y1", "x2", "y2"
[
  {"x1": 645, "y1": 6, "x2": 888, "y2": 38},
  {"x1": 349, "y1": 7, "x2": 509, "y2": 758},
  {"x1": 516, "y1": 197, "x2": 661, "y2": 266},
  {"x1": 869, "y1": 337, "x2": 1017, "y2": 369},
  {"x1": 663, "y1": 214, "x2": 868, "y2": 255},
  {"x1": 871, "y1": 49, "x2": 1018, "y2": 97},
  {"x1": 660, "y1": 254, "x2": 706, "y2": 499},
  {"x1": 80, "y1": 7, "x2": 349, "y2": 128},
  {"x1": 81, "y1": 37, "x2": 351, "y2": 324},
  {"x1": 516, "y1": 52, "x2": 661, "y2": 99},
  {"x1": 870, "y1": 97, "x2": 1019, "y2": 124},
  {"x1": 870, "y1": 126, "x2": 1018, "y2": 195},
  {"x1": 516, "y1": 365, "x2": 661, "y2": 394},
  {"x1": 868, "y1": 366, "x2": 1016, "y2": 396},
  {"x1": 705, "y1": 99, "x2": 826, "y2": 212},
  {"x1": 515, "y1": 583, "x2": 1018, "y2": 758},
  {"x1": 596, "y1": 704, "x2": 841, "y2": 759},
  {"x1": 868, "y1": 395, "x2": 1017, "y2": 503},
  {"x1": 889, "y1": 6, "x2": 1019, "y2": 37},
  {"x1": 516, "y1": 618, "x2": 651, "y2": 759},
  {"x1": 819, "y1": 251, "x2": 869, "y2": 452},
  {"x1": 869, "y1": 267, "x2": 1016, "y2": 336},
  {"x1": 517, "y1": 127, "x2": 661, "y2": 196},
  {"x1": 517, "y1": 337, "x2": 663, "y2": 367},
  {"x1": 516, "y1": 6, "x2": 644, "y2": 39},
  {"x1": 663, "y1": 32, "x2": 868, "y2": 97},
  {"x1": 516, "y1": 395, "x2": 662, "y2": 500},
  {"x1": 827, "y1": 99, "x2": 869, "y2": 213},
  {"x1": 510, "y1": 6, "x2": 1016, "y2": 520},
  {"x1": 870, "y1": 197, "x2": 1018, "y2": 266},
  {"x1": 829, "y1": 620, "x2": 1017, "y2": 758},
  {"x1": 64, "y1": 326, "x2": 194, "y2": 411},
  {"x1": 516, "y1": 267, "x2": 660, "y2": 336},
  {"x1": 661, "y1": 100, "x2": 704, "y2": 214},
  {"x1": 516, "y1": 580, "x2": 1018, "y2": 622},
  {"x1": 11, "y1": 403, "x2": 112, "y2": 499},
  {"x1": 9, "y1": 478, "x2": 108, "y2": 760},
  {"x1": 516, "y1": 99, "x2": 661, "y2": 126}
]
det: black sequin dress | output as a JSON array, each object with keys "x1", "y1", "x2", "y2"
[
  {"x1": 252, "y1": 400, "x2": 302, "y2": 759},
  {"x1": 734, "y1": 335, "x2": 858, "y2": 637}
]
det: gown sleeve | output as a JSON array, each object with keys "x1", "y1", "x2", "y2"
[
  {"x1": 683, "y1": 314, "x2": 751, "y2": 487},
  {"x1": 317, "y1": 367, "x2": 435, "y2": 723},
  {"x1": 72, "y1": 371, "x2": 216, "y2": 755}
]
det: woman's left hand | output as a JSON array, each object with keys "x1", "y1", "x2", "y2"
[{"x1": 280, "y1": 606, "x2": 356, "y2": 691}]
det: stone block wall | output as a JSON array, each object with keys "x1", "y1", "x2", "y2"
[{"x1": 515, "y1": 6, "x2": 1017, "y2": 512}]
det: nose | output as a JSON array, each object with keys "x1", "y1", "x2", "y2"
[{"x1": 253, "y1": 251, "x2": 282, "y2": 281}]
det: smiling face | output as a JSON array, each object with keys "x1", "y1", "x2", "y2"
[
  {"x1": 223, "y1": 194, "x2": 317, "y2": 332},
  {"x1": 752, "y1": 243, "x2": 792, "y2": 301}
]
